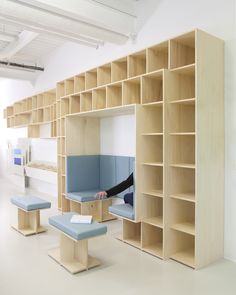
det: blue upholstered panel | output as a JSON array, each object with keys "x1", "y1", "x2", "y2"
[
  {"x1": 66, "y1": 155, "x2": 100, "y2": 193},
  {"x1": 129, "y1": 157, "x2": 135, "y2": 193},
  {"x1": 67, "y1": 191, "x2": 98, "y2": 202},
  {"x1": 109, "y1": 204, "x2": 134, "y2": 220},
  {"x1": 49, "y1": 212, "x2": 107, "y2": 240},
  {"x1": 115, "y1": 156, "x2": 130, "y2": 198},
  {"x1": 99, "y1": 155, "x2": 116, "y2": 190},
  {"x1": 11, "y1": 196, "x2": 51, "y2": 211}
]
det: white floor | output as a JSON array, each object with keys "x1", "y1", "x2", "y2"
[{"x1": 1, "y1": 178, "x2": 236, "y2": 295}]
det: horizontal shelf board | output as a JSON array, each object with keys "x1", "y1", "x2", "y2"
[
  {"x1": 14, "y1": 110, "x2": 32, "y2": 115},
  {"x1": 123, "y1": 237, "x2": 141, "y2": 249},
  {"x1": 142, "y1": 133, "x2": 163, "y2": 136},
  {"x1": 170, "y1": 63, "x2": 195, "y2": 75},
  {"x1": 171, "y1": 163, "x2": 195, "y2": 169},
  {"x1": 142, "y1": 101, "x2": 163, "y2": 107},
  {"x1": 12, "y1": 124, "x2": 28, "y2": 128},
  {"x1": 30, "y1": 121, "x2": 52, "y2": 125},
  {"x1": 142, "y1": 162, "x2": 163, "y2": 167},
  {"x1": 142, "y1": 190, "x2": 163, "y2": 198},
  {"x1": 170, "y1": 248, "x2": 195, "y2": 268},
  {"x1": 171, "y1": 222, "x2": 195, "y2": 236},
  {"x1": 170, "y1": 193, "x2": 195, "y2": 203},
  {"x1": 142, "y1": 68, "x2": 164, "y2": 78},
  {"x1": 142, "y1": 243, "x2": 163, "y2": 258},
  {"x1": 67, "y1": 104, "x2": 136, "y2": 118},
  {"x1": 169, "y1": 132, "x2": 195, "y2": 136},
  {"x1": 169, "y1": 98, "x2": 196, "y2": 105},
  {"x1": 142, "y1": 216, "x2": 163, "y2": 228}
]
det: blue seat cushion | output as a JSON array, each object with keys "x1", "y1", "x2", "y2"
[
  {"x1": 49, "y1": 212, "x2": 107, "y2": 240},
  {"x1": 11, "y1": 196, "x2": 51, "y2": 211},
  {"x1": 109, "y1": 204, "x2": 134, "y2": 220},
  {"x1": 67, "y1": 191, "x2": 98, "y2": 202}
]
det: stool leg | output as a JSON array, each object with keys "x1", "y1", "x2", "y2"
[
  {"x1": 18, "y1": 208, "x2": 29, "y2": 230},
  {"x1": 75, "y1": 240, "x2": 88, "y2": 268}
]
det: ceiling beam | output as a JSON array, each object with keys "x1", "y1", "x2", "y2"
[{"x1": 0, "y1": 30, "x2": 38, "y2": 59}]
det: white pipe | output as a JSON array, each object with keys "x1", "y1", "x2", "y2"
[{"x1": 0, "y1": 32, "x2": 17, "y2": 42}]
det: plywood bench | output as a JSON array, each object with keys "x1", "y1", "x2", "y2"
[
  {"x1": 48, "y1": 212, "x2": 107, "y2": 274},
  {"x1": 11, "y1": 196, "x2": 51, "y2": 236},
  {"x1": 66, "y1": 155, "x2": 134, "y2": 222}
]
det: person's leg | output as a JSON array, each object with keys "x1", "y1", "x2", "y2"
[{"x1": 124, "y1": 192, "x2": 133, "y2": 206}]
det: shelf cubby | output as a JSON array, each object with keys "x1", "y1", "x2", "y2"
[
  {"x1": 128, "y1": 50, "x2": 146, "y2": 78},
  {"x1": 106, "y1": 82, "x2": 122, "y2": 108},
  {"x1": 170, "y1": 134, "x2": 195, "y2": 167},
  {"x1": 141, "y1": 106, "x2": 163, "y2": 133},
  {"x1": 111, "y1": 57, "x2": 128, "y2": 82},
  {"x1": 81, "y1": 91, "x2": 92, "y2": 112},
  {"x1": 7, "y1": 106, "x2": 14, "y2": 117},
  {"x1": 43, "y1": 107, "x2": 51, "y2": 122},
  {"x1": 65, "y1": 78, "x2": 74, "y2": 96},
  {"x1": 142, "y1": 196, "x2": 163, "y2": 227},
  {"x1": 123, "y1": 77, "x2": 141, "y2": 105},
  {"x1": 169, "y1": 31, "x2": 195, "y2": 69},
  {"x1": 167, "y1": 65, "x2": 195, "y2": 102},
  {"x1": 32, "y1": 96, "x2": 37, "y2": 109},
  {"x1": 51, "y1": 121, "x2": 57, "y2": 137},
  {"x1": 169, "y1": 104, "x2": 195, "y2": 133},
  {"x1": 60, "y1": 118, "x2": 65, "y2": 136},
  {"x1": 37, "y1": 109, "x2": 43, "y2": 123},
  {"x1": 147, "y1": 41, "x2": 168, "y2": 72},
  {"x1": 61, "y1": 98, "x2": 70, "y2": 116},
  {"x1": 142, "y1": 165, "x2": 163, "y2": 194},
  {"x1": 169, "y1": 231, "x2": 195, "y2": 268},
  {"x1": 74, "y1": 74, "x2": 85, "y2": 93},
  {"x1": 142, "y1": 223, "x2": 163, "y2": 258},
  {"x1": 28, "y1": 125, "x2": 40, "y2": 138},
  {"x1": 56, "y1": 101, "x2": 61, "y2": 119},
  {"x1": 97, "y1": 63, "x2": 111, "y2": 86},
  {"x1": 56, "y1": 82, "x2": 65, "y2": 100},
  {"x1": 169, "y1": 198, "x2": 195, "y2": 236},
  {"x1": 69, "y1": 95, "x2": 80, "y2": 114},
  {"x1": 92, "y1": 87, "x2": 106, "y2": 110},
  {"x1": 142, "y1": 71, "x2": 163, "y2": 104},
  {"x1": 37, "y1": 94, "x2": 44, "y2": 108},
  {"x1": 123, "y1": 219, "x2": 141, "y2": 249},
  {"x1": 168, "y1": 167, "x2": 195, "y2": 201},
  {"x1": 141, "y1": 135, "x2": 163, "y2": 164},
  {"x1": 85, "y1": 69, "x2": 97, "y2": 90}
]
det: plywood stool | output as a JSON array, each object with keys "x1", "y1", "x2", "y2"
[
  {"x1": 11, "y1": 196, "x2": 51, "y2": 236},
  {"x1": 48, "y1": 212, "x2": 107, "y2": 274}
]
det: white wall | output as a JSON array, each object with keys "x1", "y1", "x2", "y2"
[
  {"x1": 0, "y1": 0, "x2": 235, "y2": 261},
  {"x1": 100, "y1": 115, "x2": 135, "y2": 157}
]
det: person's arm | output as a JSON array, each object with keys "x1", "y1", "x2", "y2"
[
  {"x1": 106, "y1": 173, "x2": 133, "y2": 197},
  {"x1": 96, "y1": 173, "x2": 133, "y2": 200}
]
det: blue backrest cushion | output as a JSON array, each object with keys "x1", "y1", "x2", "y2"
[
  {"x1": 67, "y1": 155, "x2": 100, "y2": 193},
  {"x1": 115, "y1": 156, "x2": 130, "y2": 198},
  {"x1": 66, "y1": 155, "x2": 135, "y2": 197},
  {"x1": 99, "y1": 155, "x2": 116, "y2": 190},
  {"x1": 129, "y1": 157, "x2": 135, "y2": 194}
]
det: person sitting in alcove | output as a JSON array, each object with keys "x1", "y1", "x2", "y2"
[{"x1": 95, "y1": 173, "x2": 134, "y2": 206}]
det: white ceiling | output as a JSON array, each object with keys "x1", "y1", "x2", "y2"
[{"x1": 0, "y1": 0, "x2": 139, "y2": 80}]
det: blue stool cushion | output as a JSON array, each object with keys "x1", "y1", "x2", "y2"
[
  {"x1": 109, "y1": 204, "x2": 134, "y2": 220},
  {"x1": 11, "y1": 196, "x2": 51, "y2": 211},
  {"x1": 49, "y1": 212, "x2": 107, "y2": 241},
  {"x1": 67, "y1": 191, "x2": 97, "y2": 202}
]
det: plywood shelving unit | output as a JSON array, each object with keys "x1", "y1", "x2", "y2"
[
  {"x1": 4, "y1": 89, "x2": 57, "y2": 138},
  {"x1": 54, "y1": 29, "x2": 224, "y2": 269},
  {"x1": 4, "y1": 29, "x2": 224, "y2": 270}
]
